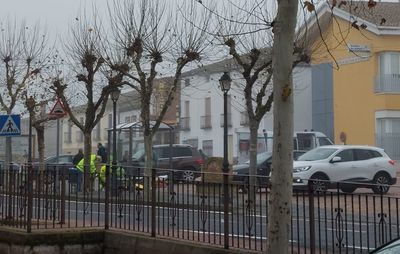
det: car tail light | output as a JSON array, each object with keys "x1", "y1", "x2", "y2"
[
  {"x1": 196, "y1": 159, "x2": 204, "y2": 166},
  {"x1": 389, "y1": 160, "x2": 396, "y2": 165}
]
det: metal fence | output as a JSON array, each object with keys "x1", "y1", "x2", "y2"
[{"x1": 0, "y1": 164, "x2": 399, "y2": 253}]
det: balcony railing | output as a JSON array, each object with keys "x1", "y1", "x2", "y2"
[
  {"x1": 200, "y1": 115, "x2": 212, "y2": 129},
  {"x1": 375, "y1": 74, "x2": 400, "y2": 93},
  {"x1": 179, "y1": 117, "x2": 190, "y2": 131},
  {"x1": 240, "y1": 112, "x2": 249, "y2": 126},
  {"x1": 219, "y1": 113, "x2": 232, "y2": 127}
]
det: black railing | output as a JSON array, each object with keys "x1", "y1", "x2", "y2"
[
  {"x1": 179, "y1": 117, "x2": 190, "y2": 131},
  {"x1": 0, "y1": 165, "x2": 399, "y2": 253},
  {"x1": 200, "y1": 115, "x2": 212, "y2": 129}
]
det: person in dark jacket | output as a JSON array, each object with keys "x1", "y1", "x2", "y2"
[
  {"x1": 97, "y1": 143, "x2": 107, "y2": 163},
  {"x1": 72, "y1": 149, "x2": 84, "y2": 166}
]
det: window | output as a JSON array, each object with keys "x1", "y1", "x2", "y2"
[
  {"x1": 318, "y1": 137, "x2": 333, "y2": 146},
  {"x1": 336, "y1": 149, "x2": 354, "y2": 162},
  {"x1": 93, "y1": 121, "x2": 101, "y2": 141},
  {"x1": 376, "y1": 52, "x2": 400, "y2": 93},
  {"x1": 202, "y1": 140, "x2": 213, "y2": 157},
  {"x1": 64, "y1": 123, "x2": 72, "y2": 143},
  {"x1": 154, "y1": 147, "x2": 171, "y2": 159},
  {"x1": 354, "y1": 149, "x2": 374, "y2": 161},
  {"x1": 174, "y1": 147, "x2": 192, "y2": 157},
  {"x1": 376, "y1": 118, "x2": 400, "y2": 159},
  {"x1": 380, "y1": 52, "x2": 400, "y2": 75},
  {"x1": 370, "y1": 150, "x2": 383, "y2": 158},
  {"x1": 183, "y1": 139, "x2": 198, "y2": 148}
]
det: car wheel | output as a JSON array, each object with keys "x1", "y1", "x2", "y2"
[
  {"x1": 309, "y1": 174, "x2": 329, "y2": 194},
  {"x1": 372, "y1": 173, "x2": 391, "y2": 195},
  {"x1": 340, "y1": 186, "x2": 357, "y2": 194},
  {"x1": 182, "y1": 169, "x2": 195, "y2": 182}
]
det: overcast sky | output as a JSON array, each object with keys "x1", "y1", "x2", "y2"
[{"x1": 0, "y1": 0, "x2": 109, "y2": 41}]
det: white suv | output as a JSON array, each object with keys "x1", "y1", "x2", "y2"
[{"x1": 293, "y1": 145, "x2": 398, "y2": 194}]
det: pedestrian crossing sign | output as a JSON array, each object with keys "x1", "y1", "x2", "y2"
[{"x1": 0, "y1": 115, "x2": 21, "y2": 136}]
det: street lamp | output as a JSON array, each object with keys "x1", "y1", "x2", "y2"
[
  {"x1": 219, "y1": 72, "x2": 231, "y2": 249},
  {"x1": 111, "y1": 87, "x2": 120, "y2": 195}
]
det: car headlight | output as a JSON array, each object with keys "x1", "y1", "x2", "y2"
[
  {"x1": 232, "y1": 171, "x2": 238, "y2": 175},
  {"x1": 293, "y1": 166, "x2": 311, "y2": 173}
]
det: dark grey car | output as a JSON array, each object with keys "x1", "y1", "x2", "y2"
[{"x1": 132, "y1": 144, "x2": 204, "y2": 181}]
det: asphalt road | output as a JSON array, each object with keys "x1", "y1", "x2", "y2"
[{"x1": 3, "y1": 181, "x2": 400, "y2": 253}]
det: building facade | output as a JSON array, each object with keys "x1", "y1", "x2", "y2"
[{"x1": 310, "y1": 1, "x2": 400, "y2": 159}]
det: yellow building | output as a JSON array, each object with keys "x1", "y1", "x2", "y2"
[{"x1": 309, "y1": 1, "x2": 400, "y2": 159}]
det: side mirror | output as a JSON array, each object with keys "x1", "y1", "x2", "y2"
[{"x1": 331, "y1": 156, "x2": 342, "y2": 163}]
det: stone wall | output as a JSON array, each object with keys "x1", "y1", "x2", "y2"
[
  {"x1": 0, "y1": 228, "x2": 103, "y2": 254},
  {"x1": 0, "y1": 228, "x2": 258, "y2": 254}
]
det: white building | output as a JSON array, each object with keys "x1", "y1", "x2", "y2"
[{"x1": 179, "y1": 62, "x2": 313, "y2": 164}]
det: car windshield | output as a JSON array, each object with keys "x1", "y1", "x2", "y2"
[
  {"x1": 373, "y1": 239, "x2": 400, "y2": 253},
  {"x1": 297, "y1": 147, "x2": 338, "y2": 161},
  {"x1": 245, "y1": 152, "x2": 272, "y2": 165}
]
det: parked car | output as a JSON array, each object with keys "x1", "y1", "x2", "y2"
[
  {"x1": 131, "y1": 144, "x2": 204, "y2": 181},
  {"x1": 0, "y1": 160, "x2": 22, "y2": 171},
  {"x1": 370, "y1": 237, "x2": 400, "y2": 253},
  {"x1": 293, "y1": 145, "x2": 398, "y2": 194},
  {"x1": 0, "y1": 160, "x2": 22, "y2": 186},
  {"x1": 32, "y1": 154, "x2": 75, "y2": 174},
  {"x1": 232, "y1": 150, "x2": 306, "y2": 190}
]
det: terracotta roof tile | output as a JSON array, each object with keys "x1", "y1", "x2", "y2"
[{"x1": 334, "y1": 1, "x2": 400, "y2": 27}]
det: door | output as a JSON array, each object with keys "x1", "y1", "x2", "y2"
[
  {"x1": 353, "y1": 149, "x2": 380, "y2": 181},
  {"x1": 329, "y1": 149, "x2": 357, "y2": 182}
]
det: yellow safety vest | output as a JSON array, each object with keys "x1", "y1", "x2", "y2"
[{"x1": 76, "y1": 154, "x2": 97, "y2": 174}]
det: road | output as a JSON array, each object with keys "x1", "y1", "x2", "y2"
[{"x1": 2, "y1": 181, "x2": 400, "y2": 253}]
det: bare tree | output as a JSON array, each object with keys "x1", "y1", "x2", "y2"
[
  {"x1": 107, "y1": 0, "x2": 211, "y2": 182},
  {"x1": 51, "y1": 13, "x2": 123, "y2": 190},
  {"x1": 195, "y1": 0, "x2": 309, "y2": 204},
  {"x1": 266, "y1": 0, "x2": 299, "y2": 252},
  {"x1": 0, "y1": 20, "x2": 47, "y2": 167}
]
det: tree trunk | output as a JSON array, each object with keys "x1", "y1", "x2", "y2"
[
  {"x1": 248, "y1": 122, "x2": 260, "y2": 203},
  {"x1": 143, "y1": 133, "x2": 153, "y2": 198},
  {"x1": 83, "y1": 132, "x2": 92, "y2": 192},
  {"x1": 267, "y1": 1, "x2": 298, "y2": 253},
  {"x1": 36, "y1": 126, "x2": 45, "y2": 172}
]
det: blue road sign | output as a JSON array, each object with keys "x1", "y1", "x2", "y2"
[{"x1": 0, "y1": 115, "x2": 21, "y2": 136}]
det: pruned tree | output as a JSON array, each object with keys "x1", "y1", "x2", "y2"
[
  {"x1": 0, "y1": 20, "x2": 47, "y2": 167},
  {"x1": 107, "y1": 0, "x2": 211, "y2": 182},
  {"x1": 267, "y1": 1, "x2": 299, "y2": 252},
  {"x1": 22, "y1": 87, "x2": 57, "y2": 172},
  {"x1": 51, "y1": 13, "x2": 123, "y2": 190},
  {"x1": 195, "y1": 0, "x2": 310, "y2": 204}
]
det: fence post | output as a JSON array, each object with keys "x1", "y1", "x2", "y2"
[
  {"x1": 105, "y1": 165, "x2": 110, "y2": 230},
  {"x1": 7, "y1": 165, "x2": 14, "y2": 220},
  {"x1": 151, "y1": 168, "x2": 156, "y2": 237},
  {"x1": 60, "y1": 168, "x2": 66, "y2": 225},
  {"x1": 308, "y1": 184, "x2": 316, "y2": 254},
  {"x1": 223, "y1": 172, "x2": 229, "y2": 249},
  {"x1": 27, "y1": 164, "x2": 33, "y2": 233}
]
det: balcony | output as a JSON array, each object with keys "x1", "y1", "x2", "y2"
[
  {"x1": 220, "y1": 113, "x2": 232, "y2": 127},
  {"x1": 179, "y1": 117, "x2": 190, "y2": 131},
  {"x1": 240, "y1": 112, "x2": 249, "y2": 126},
  {"x1": 200, "y1": 115, "x2": 212, "y2": 129},
  {"x1": 375, "y1": 74, "x2": 400, "y2": 93}
]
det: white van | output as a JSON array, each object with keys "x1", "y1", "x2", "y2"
[{"x1": 263, "y1": 130, "x2": 334, "y2": 152}]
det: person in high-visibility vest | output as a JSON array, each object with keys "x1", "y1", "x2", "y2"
[
  {"x1": 76, "y1": 154, "x2": 99, "y2": 175},
  {"x1": 98, "y1": 164, "x2": 143, "y2": 191}
]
